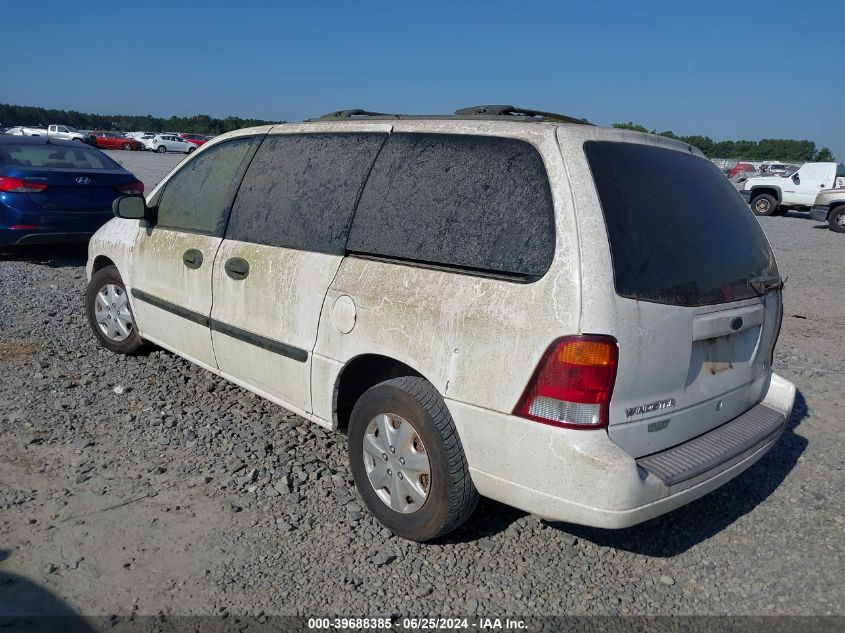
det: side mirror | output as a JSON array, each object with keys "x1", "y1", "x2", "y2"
[
  {"x1": 113, "y1": 195, "x2": 148, "y2": 220},
  {"x1": 792, "y1": 174, "x2": 800, "y2": 184}
]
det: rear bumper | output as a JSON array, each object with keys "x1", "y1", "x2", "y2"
[
  {"x1": 810, "y1": 205, "x2": 830, "y2": 222},
  {"x1": 4, "y1": 231, "x2": 93, "y2": 246},
  {"x1": 1, "y1": 207, "x2": 112, "y2": 246},
  {"x1": 447, "y1": 373, "x2": 795, "y2": 529}
]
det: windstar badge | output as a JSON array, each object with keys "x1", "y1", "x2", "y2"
[{"x1": 626, "y1": 398, "x2": 676, "y2": 417}]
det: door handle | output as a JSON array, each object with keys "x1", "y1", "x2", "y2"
[
  {"x1": 182, "y1": 249, "x2": 203, "y2": 269},
  {"x1": 224, "y1": 257, "x2": 250, "y2": 280}
]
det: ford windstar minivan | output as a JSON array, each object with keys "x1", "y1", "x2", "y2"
[{"x1": 85, "y1": 106, "x2": 795, "y2": 541}]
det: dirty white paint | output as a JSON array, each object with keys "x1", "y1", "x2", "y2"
[
  {"x1": 131, "y1": 228, "x2": 221, "y2": 368},
  {"x1": 450, "y1": 372, "x2": 795, "y2": 527},
  {"x1": 209, "y1": 240, "x2": 343, "y2": 413},
  {"x1": 331, "y1": 295, "x2": 357, "y2": 334},
  {"x1": 311, "y1": 121, "x2": 581, "y2": 421}
]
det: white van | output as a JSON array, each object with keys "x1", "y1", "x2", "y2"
[{"x1": 85, "y1": 106, "x2": 796, "y2": 541}]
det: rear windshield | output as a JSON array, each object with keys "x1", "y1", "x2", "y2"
[
  {"x1": 0, "y1": 143, "x2": 121, "y2": 170},
  {"x1": 585, "y1": 141, "x2": 778, "y2": 307}
]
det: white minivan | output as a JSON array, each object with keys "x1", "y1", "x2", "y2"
[{"x1": 85, "y1": 106, "x2": 796, "y2": 541}]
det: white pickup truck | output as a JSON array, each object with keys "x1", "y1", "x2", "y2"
[
  {"x1": 741, "y1": 162, "x2": 845, "y2": 216},
  {"x1": 810, "y1": 189, "x2": 845, "y2": 233},
  {"x1": 10, "y1": 124, "x2": 94, "y2": 144}
]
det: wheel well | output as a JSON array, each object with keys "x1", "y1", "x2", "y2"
[
  {"x1": 92, "y1": 255, "x2": 115, "y2": 274},
  {"x1": 750, "y1": 188, "x2": 780, "y2": 202},
  {"x1": 334, "y1": 355, "x2": 424, "y2": 430}
]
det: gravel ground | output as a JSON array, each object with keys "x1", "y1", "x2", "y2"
[{"x1": 1, "y1": 156, "x2": 843, "y2": 620}]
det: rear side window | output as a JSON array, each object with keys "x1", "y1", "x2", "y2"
[
  {"x1": 584, "y1": 141, "x2": 778, "y2": 306},
  {"x1": 226, "y1": 133, "x2": 387, "y2": 254},
  {"x1": 0, "y1": 143, "x2": 120, "y2": 170},
  {"x1": 156, "y1": 137, "x2": 255, "y2": 234},
  {"x1": 347, "y1": 133, "x2": 555, "y2": 280}
]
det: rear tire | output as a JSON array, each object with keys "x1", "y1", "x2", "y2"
[
  {"x1": 829, "y1": 206, "x2": 845, "y2": 233},
  {"x1": 348, "y1": 376, "x2": 478, "y2": 541},
  {"x1": 157, "y1": 145, "x2": 167, "y2": 153},
  {"x1": 751, "y1": 193, "x2": 778, "y2": 216},
  {"x1": 85, "y1": 265, "x2": 145, "y2": 354},
  {"x1": 122, "y1": 142, "x2": 131, "y2": 150}
]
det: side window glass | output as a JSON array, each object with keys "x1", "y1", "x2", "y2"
[
  {"x1": 156, "y1": 137, "x2": 255, "y2": 234},
  {"x1": 346, "y1": 133, "x2": 556, "y2": 280},
  {"x1": 226, "y1": 133, "x2": 387, "y2": 254}
]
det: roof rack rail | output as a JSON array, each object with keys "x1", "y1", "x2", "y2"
[
  {"x1": 454, "y1": 105, "x2": 591, "y2": 125},
  {"x1": 315, "y1": 109, "x2": 393, "y2": 120}
]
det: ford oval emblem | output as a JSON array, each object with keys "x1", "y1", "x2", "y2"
[
  {"x1": 730, "y1": 316, "x2": 744, "y2": 331},
  {"x1": 75, "y1": 177, "x2": 91, "y2": 185}
]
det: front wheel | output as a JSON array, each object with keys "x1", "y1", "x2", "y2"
[
  {"x1": 187, "y1": 146, "x2": 196, "y2": 153},
  {"x1": 751, "y1": 193, "x2": 778, "y2": 216},
  {"x1": 157, "y1": 145, "x2": 167, "y2": 153},
  {"x1": 85, "y1": 265, "x2": 145, "y2": 354},
  {"x1": 829, "y1": 206, "x2": 845, "y2": 233},
  {"x1": 122, "y1": 142, "x2": 132, "y2": 150},
  {"x1": 348, "y1": 376, "x2": 478, "y2": 541}
]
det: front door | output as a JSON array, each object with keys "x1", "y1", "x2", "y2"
[
  {"x1": 209, "y1": 128, "x2": 389, "y2": 413},
  {"x1": 128, "y1": 135, "x2": 261, "y2": 368}
]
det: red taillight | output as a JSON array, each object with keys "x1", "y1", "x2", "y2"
[
  {"x1": 513, "y1": 335, "x2": 619, "y2": 429},
  {"x1": 115, "y1": 180, "x2": 144, "y2": 195},
  {"x1": 0, "y1": 176, "x2": 48, "y2": 193}
]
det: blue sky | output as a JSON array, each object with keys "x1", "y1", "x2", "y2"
[{"x1": 6, "y1": 0, "x2": 844, "y2": 158}]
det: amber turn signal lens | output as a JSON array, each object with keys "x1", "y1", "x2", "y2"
[{"x1": 556, "y1": 340, "x2": 614, "y2": 366}]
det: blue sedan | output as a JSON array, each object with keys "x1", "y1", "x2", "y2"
[{"x1": 0, "y1": 135, "x2": 143, "y2": 247}]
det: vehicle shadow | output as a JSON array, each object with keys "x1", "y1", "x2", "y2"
[
  {"x1": 0, "y1": 244, "x2": 88, "y2": 268},
  {"x1": 781, "y1": 211, "x2": 812, "y2": 220},
  {"x1": 553, "y1": 389, "x2": 809, "y2": 557},
  {"x1": 0, "y1": 550, "x2": 95, "y2": 632},
  {"x1": 445, "y1": 390, "x2": 809, "y2": 553}
]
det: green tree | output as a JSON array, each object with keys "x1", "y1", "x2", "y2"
[
  {"x1": 612, "y1": 121, "x2": 649, "y2": 133},
  {"x1": 0, "y1": 102, "x2": 281, "y2": 134},
  {"x1": 814, "y1": 147, "x2": 836, "y2": 161}
]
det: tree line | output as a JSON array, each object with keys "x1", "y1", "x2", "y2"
[
  {"x1": 0, "y1": 103, "x2": 281, "y2": 135},
  {"x1": 2, "y1": 103, "x2": 835, "y2": 161},
  {"x1": 612, "y1": 122, "x2": 835, "y2": 162}
]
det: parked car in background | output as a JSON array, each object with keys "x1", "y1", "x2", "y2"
[
  {"x1": 811, "y1": 189, "x2": 845, "y2": 233},
  {"x1": 139, "y1": 133, "x2": 157, "y2": 150},
  {"x1": 760, "y1": 162, "x2": 792, "y2": 176},
  {"x1": 147, "y1": 134, "x2": 195, "y2": 154},
  {"x1": 730, "y1": 162, "x2": 756, "y2": 178},
  {"x1": 179, "y1": 133, "x2": 208, "y2": 147},
  {"x1": 742, "y1": 162, "x2": 845, "y2": 216},
  {"x1": 7, "y1": 124, "x2": 94, "y2": 144},
  {"x1": 85, "y1": 108, "x2": 795, "y2": 541},
  {"x1": 0, "y1": 135, "x2": 143, "y2": 249},
  {"x1": 10, "y1": 124, "x2": 90, "y2": 143},
  {"x1": 91, "y1": 132, "x2": 143, "y2": 151}
]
